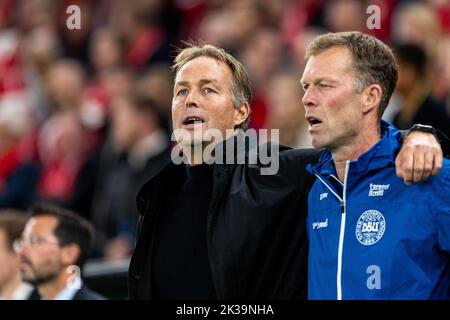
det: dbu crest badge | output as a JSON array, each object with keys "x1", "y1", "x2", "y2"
[{"x1": 355, "y1": 210, "x2": 386, "y2": 245}]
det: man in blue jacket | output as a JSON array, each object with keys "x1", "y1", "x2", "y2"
[{"x1": 302, "y1": 31, "x2": 450, "y2": 299}]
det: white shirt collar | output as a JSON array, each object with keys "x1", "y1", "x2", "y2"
[{"x1": 53, "y1": 276, "x2": 83, "y2": 300}]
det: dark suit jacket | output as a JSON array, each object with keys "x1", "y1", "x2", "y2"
[
  {"x1": 25, "y1": 285, "x2": 107, "y2": 300},
  {"x1": 73, "y1": 285, "x2": 108, "y2": 300},
  {"x1": 27, "y1": 288, "x2": 41, "y2": 300},
  {"x1": 72, "y1": 285, "x2": 108, "y2": 300}
]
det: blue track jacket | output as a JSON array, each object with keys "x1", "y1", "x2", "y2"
[{"x1": 306, "y1": 122, "x2": 450, "y2": 299}]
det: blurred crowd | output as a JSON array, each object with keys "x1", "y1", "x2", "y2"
[{"x1": 0, "y1": 0, "x2": 449, "y2": 267}]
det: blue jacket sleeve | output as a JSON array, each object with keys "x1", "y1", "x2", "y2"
[{"x1": 434, "y1": 160, "x2": 450, "y2": 253}]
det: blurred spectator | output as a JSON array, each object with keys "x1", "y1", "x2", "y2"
[
  {"x1": 0, "y1": 210, "x2": 39, "y2": 300},
  {"x1": 84, "y1": 28, "x2": 125, "y2": 132},
  {"x1": 89, "y1": 27, "x2": 123, "y2": 74},
  {"x1": 22, "y1": 26, "x2": 62, "y2": 123},
  {"x1": 101, "y1": 66, "x2": 136, "y2": 103},
  {"x1": 135, "y1": 63, "x2": 174, "y2": 130},
  {"x1": 16, "y1": 203, "x2": 106, "y2": 300},
  {"x1": 111, "y1": 0, "x2": 171, "y2": 70},
  {"x1": 85, "y1": 66, "x2": 137, "y2": 132},
  {"x1": 222, "y1": 0, "x2": 263, "y2": 50},
  {"x1": 0, "y1": 27, "x2": 26, "y2": 96},
  {"x1": 44, "y1": 59, "x2": 86, "y2": 112},
  {"x1": 392, "y1": 1, "x2": 442, "y2": 62},
  {"x1": 0, "y1": 103, "x2": 39, "y2": 209},
  {"x1": 0, "y1": 9, "x2": 33, "y2": 124},
  {"x1": 392, "y1": 42, "x2": 450, "y2": 138},
  {"x1": 197, "y1": 0, "x2": 262, "y2": 52},
  {"x1": 36, "y1": 109, "x2": 98, "y2": 218},
  {"x1": 16, "y1": 0, "x2": 57, "y2": 34},
  {"x1": 324, "y1": 0, "x2": 367, "y2": 33},
  {"x1": 174, "y1": 0, "x2": 208, "y2": 41},
  {"x1": 240, "y1": 27, "x2": 285, "y2": 129},
  {"x1": 36, "y1": 59, "x2": 100, "y2": 217},
  {"x1": 90, "y1": 93, "x2": 170, "y2": 260},
  {"x1": 195, "y1": 10, "x2": 232, "y2": 48},
  {"x1": 257, "y1": 0, "x2": 292, "y2": 27},
  {"x1": 432, "y1": 35, "x2": 450, "y2": 103},
  {"x1": 278, "y1": 0, "x2": 325, "y2": 46},
  {"x1": 266, "y1": 72, "x2": 312, "y2": 148},
  {"x1": 56, "y1": 0, "x2": 95, "y2": 63},
  {"x1": 0, "y1": 0, "x2": 14, "y2": 29},
  {"x1": 290, "y1": 27, "x2": 327, "y2": 74},
  {"x1": 240, "y1": 27, "x2": 284, "y2": 90}
]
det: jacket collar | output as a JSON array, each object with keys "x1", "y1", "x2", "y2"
[
  {"x1": 136, "y1": 132, "x2": 253, "y2": 216},
  {"x1": 307, "y1": 121, "x2": 401, "y2": 179}
]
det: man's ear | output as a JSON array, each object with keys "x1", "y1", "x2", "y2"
[
  {"x1": 61, "y1": 243, "x2": 81, "y2": 266},
  {"x1": 361, "y1": 84, "x2": 382, "y2": 114},
  {"x1": 233, "y1": 102, "x2": 250, "y2": 128}
]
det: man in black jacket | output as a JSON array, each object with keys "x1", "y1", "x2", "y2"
[{"x1": 128, "y1": 43, "x2": 445, "y2": 299}]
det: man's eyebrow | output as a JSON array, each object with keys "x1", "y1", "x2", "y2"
[
  {"x1": 175, "y1": 80, "x2": 190, "y2": 87},
  {"x1": 175, "y1": 79, "x2": 219, "y2": 87},
  {"x1": 301, "y1": 78, "x2": 338, "y2": 85},
  {"x1": 199, "y1": 79, "x2": 218, "y2": 85}
]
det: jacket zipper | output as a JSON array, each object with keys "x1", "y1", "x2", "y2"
[{"x1": 337, "y1": 161, "x2": 350, "y2": 300}]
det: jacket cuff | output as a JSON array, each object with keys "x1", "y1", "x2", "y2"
[{"x1": 403, "y1": 124, "x2": 450, "y2": 158}]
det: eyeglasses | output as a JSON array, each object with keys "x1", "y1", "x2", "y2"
[{"x1": 13, "y1": 236, "x2": 60, "y2": 253}]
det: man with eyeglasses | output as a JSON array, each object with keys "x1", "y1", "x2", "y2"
[{"x1": 16, "y1": 203, "x2": 106, "y2": 300}]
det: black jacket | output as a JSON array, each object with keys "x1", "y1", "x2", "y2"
[{"x1": 128, "y1": 136, "x2": 321, "y2": 299}]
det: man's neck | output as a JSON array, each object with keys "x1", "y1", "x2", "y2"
[
  {"x1": 183, "y1": 143, "x2": 209, "y2": 166},
  {"x1": 182, "y1": 139, "x2": 226, "y2": 166},
  {"x1": 331, "y1": 126, "x2": 381, "y2": 182},
  {"x1": 38, "y1": 272, "x2": 71, "y2": 300},
  {"x1": 0, "y1": 272, "x2": 22, "y2": 300},
  {"x1": 181, "y1": 130, "x2": 238, "y2": 165}
]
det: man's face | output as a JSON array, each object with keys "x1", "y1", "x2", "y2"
[
  {"x1": 46, "y1": 65, "x2": 83, "y2": 109},
  {"x1": 301, "y1": 47, "x2": 363, "y2": 150},
  {"x1": 19, "y1": 216, "x2": 63, "y2": 286},
  {"x1": 172, "y1": 56, "x2": 239, "y2": 146},
  {"x1": 0, "y1": 229, "x2": 20, "y2": 290}
]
